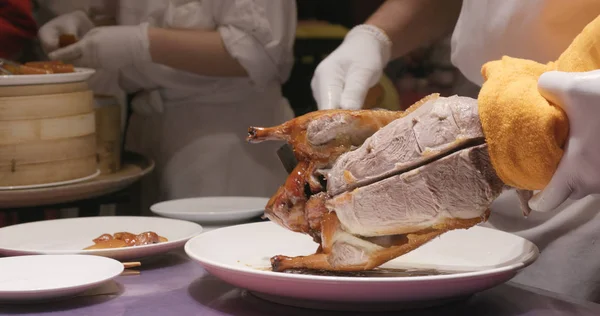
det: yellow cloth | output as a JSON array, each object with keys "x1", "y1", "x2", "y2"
[{"x1": 478, "y1": 15, "x2": 600, "y2": 190}]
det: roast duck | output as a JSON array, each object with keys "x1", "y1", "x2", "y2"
[{"x1": 248, "y1": 94, "x2": 533, "y2": 272}]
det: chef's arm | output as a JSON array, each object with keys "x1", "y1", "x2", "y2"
[
  {"x1": 367, "y1": 0, "x2": 463, "y2": 59},
  {"x1": 148, "y1": 28, "x2": 248, "y2": 77}
]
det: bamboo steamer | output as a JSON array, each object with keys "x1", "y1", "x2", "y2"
[
  {"x1": 0, "y1": 82, "x2": 97, "y2": 187},
  {"x1": 0, "y1": 82, "x2": 88, "y2": 97},
  {"x1": 94, "y1": 95, "x2": 122, "y2": 174}
]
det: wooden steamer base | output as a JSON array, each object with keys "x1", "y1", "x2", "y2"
[
  {"x1": 0, "y1": 152, "x2": 154, "y2": 208},
  {"x1": 0, "y1": 82, "x2": 97, "y2": 187}
]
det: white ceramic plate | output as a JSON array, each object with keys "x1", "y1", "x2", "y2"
[
  {"x1": 0, "y1": 254, "x2": 123, "y2": 302},
  {"x1": 150, "y1": 197, "x2": 268, "y2": 224},
  {"x1": 185, "y1": 222, "x2": 539, "y2": 311},
  {"x1": 0, "y1": 169, "x2": 100, "y2": 191},
  {"x1": 0, "y1": 216, "x2": 203, "y2": 261},
  {"x1": 0, "y1": 68, "x2": 96, "y2": 86}
]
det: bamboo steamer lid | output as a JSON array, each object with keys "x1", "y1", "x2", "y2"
[
  {"x1": 0, "y1": 84, "x2": 97, "y2": 187},
  {"x1": 94, "y1": 95, "x2": 122, "y2": 174}
]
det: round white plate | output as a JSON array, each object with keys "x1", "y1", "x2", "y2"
[
  {"x1": 0, "y1": 68, "x2": 96, "y2": 86},
  {"x1": 0, "y1": 254, "x2": 123, "y2": 302},
  {"x1": 0, "y1": 169, "x2": 100, "y2": 191},
  {"x1": 0, "y1": 216, "x2": 203, "y2": 261},
  {"x1": 185, "y1": 222, "x2": 539, "y2": 311},
  {"x1": 151, "y1": 197, "x2": 268, "y2": 224}
]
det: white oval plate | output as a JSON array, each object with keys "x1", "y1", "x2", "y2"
[
  {"x1": 0, "y1": 254, "x2": 123, "y2": 302},
  {"x1": 151, "y1": 197, "x2": 268, "y2": 224},
  {"x1": 185, "y1": 222, "x2": 539, "y2": 311},
  {"x1": 0, "y1": 216, "x2": 203, "y2": 261},
  {"x1": 0, "y1": 169, "x2": 100, "y2": 191},
  {"x1": 0, "y1": 68, "x2": 96, "y2": 86}
]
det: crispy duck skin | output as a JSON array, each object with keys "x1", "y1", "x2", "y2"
[{"x1": 247, "y1": 94, "x2": 438, "y2": 162}]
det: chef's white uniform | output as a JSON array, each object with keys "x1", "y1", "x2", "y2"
[
  {"x1": 451, "y1": 0, "x2": 600, "y2": 302},
  {"x1": 36, "y1": 0, "x2": 296, "y2": 212},
  {"x1": 118, "y1": 0, "x2": 295, "y2": 211}
]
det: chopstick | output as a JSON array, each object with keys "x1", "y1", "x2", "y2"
[
  {"x1": 122, "y1": 261, "x2": 141, "y2": 269},
  {"x1": 120, "y1": 261, "x2": 142, "y2": 276},
  {"x1": 120, "y1": 269, "x2": 141, "y2": 276}
]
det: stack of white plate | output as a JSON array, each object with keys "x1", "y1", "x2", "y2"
[
  {"x1": 150, "y1": 196, "x2": 269, "y2": 232},
  {"x1": 0, "y1": 215, "x2": 203, "y2": 303}
]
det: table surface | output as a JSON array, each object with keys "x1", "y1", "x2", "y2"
[{"x1": 1, "y1": 249, "x2": 600, "y2": 316}]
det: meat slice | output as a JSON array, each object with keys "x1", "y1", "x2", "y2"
[
  {"x1": 330, "y1": 144, "x2": 502, "y2": 237},
  {"x1": 327, "y1": 95, "x2": 484, "y2": 196},
  {"x1": 272, "y1": 144, "x2": 502, "y2": 271},
  {"x1": 516, "y1": 189, "x2": 534, "y2": 217}
]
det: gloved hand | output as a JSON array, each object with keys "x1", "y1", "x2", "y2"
[
  {"x1": 48, "y1": 23, "x2": 151, "y2": 71},
  {"x1": 311, "y1": 24, "x2": 392, "y2": 110},
  {"x1": 38, "y1": 11, "x2": 95, "y2": 54},
  {"x1": 528, "y1": 69, "x2": 600, "y2": 212}
]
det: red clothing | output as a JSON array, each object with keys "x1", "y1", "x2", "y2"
[{"x1": 0, "y1": 0, "x2": 37, "y2": 59}]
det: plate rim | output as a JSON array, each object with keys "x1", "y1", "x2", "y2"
[
  {"x1": 150, "y1": 196, "x2": 269, "y2": 217},
  {"x1": 0, "y1": 68, "x2": 96, "y2": 86},
  {"x1": 0, "y1": 216, "x2": 203, "y2": 256},
  {"x1": 0, "y1": 254, "x2": 124, "y2": 294},
  {"x1": 185, "y1": 221, "x2": 540, "y2": 283}
]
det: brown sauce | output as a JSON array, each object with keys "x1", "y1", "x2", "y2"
[{"x1": 262, "y1": 267, "x2": 463, "y2": 277}]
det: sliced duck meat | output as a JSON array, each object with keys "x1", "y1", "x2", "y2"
[
  {"x1": 327, "y1": 95, "x2": 485, "y2": 196},
  {"x1": 330, "y1": 144, "x2": 503, "y2": 238}
]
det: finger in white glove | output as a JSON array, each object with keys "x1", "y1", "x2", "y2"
[
  {"x1": 529, "y1": 70, "x2": 600, "y2": 212},
  {"x1": 48, "y1": 23, "x2": 151, "y2": 71},
  {"x1": 311, "y1": 24, "x2": 392, "y2": 110},
  {"x1": 310, "y1": 68, "x2": 343, "y2": 110},
  {"x1": 341, "y1": 65, "x2": 383, "y2": 110},
  {"x1": 38, "y1": 11, "x2": 94, "y2": 54}
]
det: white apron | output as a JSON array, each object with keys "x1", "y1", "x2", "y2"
[
  {"x1": 114, "y1": 0, "x2": 296, "y2": 212},
  {"x1": 451, "y1": 0, "x2": 600, "y2": 302}
]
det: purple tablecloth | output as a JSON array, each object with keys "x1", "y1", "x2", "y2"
[{"x1": 1, "y1": 250, "x2": 599, "y2": 316}]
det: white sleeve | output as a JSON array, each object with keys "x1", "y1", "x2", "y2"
[{"x1": 212, "y1": 0, "x2": 297, "y2": 89}]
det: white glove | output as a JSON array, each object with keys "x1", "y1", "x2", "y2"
[
  {"x1": 38, "y1": 11, "x2": 95, "y2": 54},
  {"x1": 48, "y1": 23, "x2": 151, "y2": 71},
  {"x1": 528, "y1": 70, "x2": 600, "y2": 212},
  {"x1": 311, "y1": 24, "x2": 392, "y2": 110}
]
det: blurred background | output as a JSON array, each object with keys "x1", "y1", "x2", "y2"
[
  {"x1": 0, "y1": 0, "x2": 476, "y2": 227},
  {"x1": 284, "y1": 0, "x2": 470, "y2": 116}
]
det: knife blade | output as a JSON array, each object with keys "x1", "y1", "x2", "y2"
[{"x1": 276, "y1": 144, "x2": 297, "y2": 174}]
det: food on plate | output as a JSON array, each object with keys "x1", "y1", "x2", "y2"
[
  {"x1": 84, "y1": 231, "x2": 168, "y2": 250},
  {"x1": 248, "y1": 94, "x2": 532, "y2": 272},
  {"x1": 1, "y1": 60, "x2": 75, "y2": 75},
  {"x1": 59, "y1": 34, "x2": 78, "y2": 47},
  {"x1": 24, "y1": 61, "x2": 75, "y2": 73}
]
